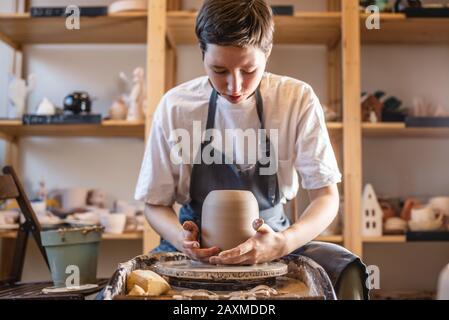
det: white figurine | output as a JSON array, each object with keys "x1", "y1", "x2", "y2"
[
  {"x1": 108, "y1": 96, "x2": 128, "y2": 120},
  {"x1": 36, "y1": 97, "x2": 56, "y2": 115},
  {"x1": 37, "y1": 180, "x2": 47, "y2": 201},
  {"x1": 120, "y1": 67, "x2": 146, "y2": 122},
  {"x1": 361, "y1": 184, "x2": 383, "y2": 237},
  {"x1": 8, "y1": 73, "x2": 36, "y2": 118}
]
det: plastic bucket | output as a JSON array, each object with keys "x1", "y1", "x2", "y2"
[{"x1": 40, "y1": 226, "x2": 103, "y2": 287}]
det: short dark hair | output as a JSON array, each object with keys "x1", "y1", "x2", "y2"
[{"x1": 195, "y1": 0, "x2": 274, "y2": 55}]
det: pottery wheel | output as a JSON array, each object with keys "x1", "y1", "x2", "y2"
[{"x1": 153, "y1": 260, "x2": 288, "y2": 291}]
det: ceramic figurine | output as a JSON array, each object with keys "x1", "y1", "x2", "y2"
[
  {"x1": 37, "y1": 180, "x2": 48, "y2": 202},
  {"x1": 86, "y1": 189, "x2": 107, "y2": 208},
  {"x1": 108, "y1": 97, "x2": 128, "y2": 120},
  {"x1": 120, "y1": 67, "x2": 146, "y2": 122},
  {"x1": 400, "y1": 198, "x2": 421, "y2": 221},
  {"x1": 7, "y1": 73, "x2": 36, "y2": 118},
  {"x1": 361, "y1": 93, "x2": 383, "y2": 122},
  {"x1": 36, "y1": 97, "x2": 56, "y2": 115},
  {"x1": 361, "y1": 184, "x2": 383, "y2": 237}
]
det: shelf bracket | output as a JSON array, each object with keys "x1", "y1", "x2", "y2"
[
  {"x1": 0, "y1": 132, "x2": 14, "y2": 143},
  {"x1": 0, "y1": 31, "x2": 20, "y2": 51}
]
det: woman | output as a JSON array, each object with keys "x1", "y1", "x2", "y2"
[{"x1": 135, "y1": 0, "x2": 369, "y2": 299}]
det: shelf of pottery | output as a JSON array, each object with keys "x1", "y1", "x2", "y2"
[
  {"x1": 0, "y1": 0, "x2": 354, "y2": 252},
  {"x1": 358, "y1": 1, "x2": 449, "y2": 250},
  {"x1": 0, "y1": 0, "x2": 156, "y2": 247},
  {"x1": 1, "y1": 0, "x2": 448, "y2": 256}
]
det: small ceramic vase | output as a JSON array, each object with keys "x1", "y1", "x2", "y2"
[{"x1": 201, "y1": 190, "x2": 259, "y2": 251}]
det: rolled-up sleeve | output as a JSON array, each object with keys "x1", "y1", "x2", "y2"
[
  {"x1": 294, "y1": 86, "x2": 342, "y2": 190},
  {"x1": 134, "y1": 97, "x2": 178, "y2": 206}
]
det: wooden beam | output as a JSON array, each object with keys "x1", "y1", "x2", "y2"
[
  {"x1": 342, "y1": 0, "x2": 362, "y2": 257},
  {"x1": 165, "y1": 42, "x2": 177, "y2": 91},
  {"x1": 143, "y1": 0, "x2": 167, "y2": 254},
  {"x1": 5, "y1": 138, "x2": 20, "y2": 173},
  {"x1": 0, "y1": 239, "x2": 16, "y2": 280},
  {"x1": 327, "y1": 42, "x2": 342, "y2": 118},
  {"x1": 167, "y1": 0, "x2": 182, "y2": 11},
  {"x1": 327, "y1": 0, "x2": 341, "y2": 11}
]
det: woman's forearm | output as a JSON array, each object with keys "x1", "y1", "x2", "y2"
[
  {"x1": 280, "y1": 184, "x2": 340, "y2": 256},
  {"x1": 144, "y1": 204, "x2": 184, "y2": 251}
]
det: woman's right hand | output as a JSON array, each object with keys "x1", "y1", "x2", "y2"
[{"x1": 181, "y1": 221, "x2": 220, "y2": 263}]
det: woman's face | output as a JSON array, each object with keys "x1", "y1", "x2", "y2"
[{"x1": 203, "y1": 44, "x2": 269, "y2": 104}]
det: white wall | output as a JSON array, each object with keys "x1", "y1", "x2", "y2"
[{"x1": 1, "y1": 0, "x2": 448, "y2": 293}]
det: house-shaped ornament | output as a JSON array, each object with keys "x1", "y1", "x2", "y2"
[{"x1": 361, "y1": 184, "x2": 383, "y2": 237}]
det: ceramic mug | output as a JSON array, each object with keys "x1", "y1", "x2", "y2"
[
  {"x1": 52, "y1": 188, "x2": 88, "y2": 210},
  {"x1": 430, "y1": 197, "x2": 449, "y2": 217},
  {"x1": 30, "y1": 200, "x2": 46, "y2": 216},
  {"x1": 411, "y1": 205, "x2": 439, "y2": 223},
  {"x1": 100, "y1": 213, "x2": 126, "y2": 234}
]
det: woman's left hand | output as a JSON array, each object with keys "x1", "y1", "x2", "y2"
[{"x1": 209, "y1": 218, "x2": 287, "y2": 265}]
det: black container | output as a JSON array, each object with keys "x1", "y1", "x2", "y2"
[
  {"x1": 63, "y1": 92, "x2": 92, "y2": 115},
  {"x1": 405, "y1": 116, "x2": 449, "y2": 128},
  {"x1": 405, "y1": 7, "x2": 449, "y2": 18},
  {"x1": 271, "y1": 5, "x2": 294, "y2": 16},
  {"x1": 22, "y1": 114, "x2": 101, "y2": 125}
]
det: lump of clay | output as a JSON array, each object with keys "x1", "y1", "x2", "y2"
[
  {"x1": 126, "y1": 269, "x2": 170, "y2": 296},
  {"x1": 128, "y1": 284, "x2": 146, "y2": 296}
]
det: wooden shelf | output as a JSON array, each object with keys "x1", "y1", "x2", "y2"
[
  {"x1": 363, "y1": 235, "x2": 406, "y2": 243},
  {"x1": 361, "y1": 13, "x2": 449, "y2": 44},
  {"x1": 0, "y1": 120, "x2": 145, "y2": 139},
  {"x1": 0, "y1": 13, "x2": 147, "y2": 48},
  {"x1": 0, "y1": 120, "x2": 339, "y2": 139},
  {"x1": 362, "y1": 122, "x2": 449, "y2": 138},
  {"x1": 0, "y1": 230, "x2": 142, "y2": 240},
  {"x1": 327, "y1": 122, "x2": 343, "y2": 130},
  {"x1": 0, "y1": 11, "x2": 342, "y2": 48},
  {"x1": 167, "y1": 11, "x2": 341, "y2": 46},
  {"x1": 315, "y1": 235, "x2": 343, "y2": 243}
]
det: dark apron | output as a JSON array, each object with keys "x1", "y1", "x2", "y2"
[{"x1": 152, "y1": 87, "x2": 369, "y2": 299}]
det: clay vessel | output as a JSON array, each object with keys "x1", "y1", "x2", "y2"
[{"x1": 201, "y1": 190, "x2": 259, "y2": 251}]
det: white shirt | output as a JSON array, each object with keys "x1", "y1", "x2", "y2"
[{"x1": 135, "y1": 72, "x2": 341, "y2": 206}]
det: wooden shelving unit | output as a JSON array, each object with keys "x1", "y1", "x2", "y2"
[
  {"x1": 359, "y1": 10, "x2": 449, "y2": 258},
  {"x1": 0, "y1": 0, "x2": 446, "y2": 293},
  {"x1": 0, "y1": 0, "x2": 355, "y2": 260},
  {"x1": 5, "y1": 1, "x2": 446, "y2": 263},
  {"x1": 361, "y1": 13, "x2": 449, "y2": 45}
]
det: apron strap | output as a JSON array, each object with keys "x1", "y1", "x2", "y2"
[
  {"x1": 255, "y1": 88, "x2": 265, "y2": 130},
  {"x1": 206, "y1": 89, "x2": 218, "y2": 131}
]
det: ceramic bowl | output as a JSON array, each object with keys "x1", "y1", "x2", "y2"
[{"x1": 408, "y1": 219, "x2": 443, "y2": 232}]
